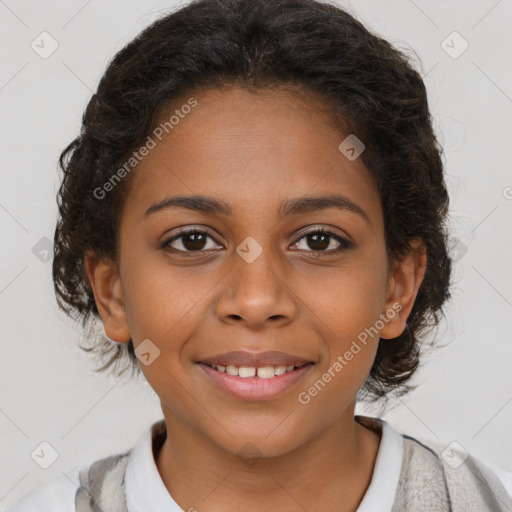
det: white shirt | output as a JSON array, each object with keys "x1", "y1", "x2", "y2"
[{"x1": 5, "y1": 417, "x2": 511, "y2": 511}]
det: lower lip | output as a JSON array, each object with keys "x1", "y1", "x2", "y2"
[{"x1": 197, "y1": 363, "x2": 314, "y2": 401}]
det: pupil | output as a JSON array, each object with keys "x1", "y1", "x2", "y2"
[
  {"x1": 180, "y1": 232, "x2": 331, "y2": 251},
  {"x1": 183, "y1": 232, "x2": 206, "y2": 251},
  {"x1": 308, "y1": 233, "x2": 329, "y2": 250}
]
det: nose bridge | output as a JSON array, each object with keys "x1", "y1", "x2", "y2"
[
  {"x1": 215, "y1": 233, "x2": 297, "y2": 327},
  {"x1": 236, "y1": 235, "x2": 282, "y2": 292}
]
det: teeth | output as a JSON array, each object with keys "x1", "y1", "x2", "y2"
[
  {"x1": 274, "y1": 365, "x2": 287, "y2": 376},
  {"x1": 211, "y1": 363, "x2": 303, "y2": 378},
  {"x1": 226, "y1": 365, "x2": 238, "y2": 376},
  {"x1": 257, "y1": 366, "x2": 275, "y2": 379},
  {"x1": 238, "y1": 367, "x2": 256, "y2": 378}
]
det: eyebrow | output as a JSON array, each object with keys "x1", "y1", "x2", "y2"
[{"x1": 144, "y1": 194, "x2": 370, "y2": 223}]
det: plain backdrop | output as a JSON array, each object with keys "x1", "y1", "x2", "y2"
[{"x1": 1, "y1": 0, "x2": 511, "y2": 508}]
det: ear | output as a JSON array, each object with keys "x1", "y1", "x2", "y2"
[
  {"x1": 84, "y1": 251, "x2": 131, "y2": 343},
  {"x1": 379, "y1": 239, "x2": 427, "y2": 340}
]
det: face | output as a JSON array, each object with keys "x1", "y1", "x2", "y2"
[{"x1": 86, "y1": 85, "x2": 424, "y2": 458}]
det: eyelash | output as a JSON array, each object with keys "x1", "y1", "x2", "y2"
[{"x1": 161, "y1": 226, "x2": 353, "y2": 256}]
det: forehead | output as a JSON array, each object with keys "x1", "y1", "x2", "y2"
[{"x1": 122, "y1": 85, "x2": 381, "y2": 223}]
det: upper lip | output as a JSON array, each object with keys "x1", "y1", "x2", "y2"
[{"x1": 198, "y1": 350, "x2": 314, "y2": 368}]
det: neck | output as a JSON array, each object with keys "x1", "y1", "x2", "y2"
[{"x1": 154, "y1": 406, "x2": 381, "y2": 512}]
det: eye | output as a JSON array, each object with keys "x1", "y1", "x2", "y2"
[
  {"x1": 161, "y1": 226, "x2": 353, "y2": 256},
  {"x1": 161, "y1": 228, "x2": 222, "y2": 254},
  {"x1": 291, "y1": 228, "x2": 352, "y2": 254}
]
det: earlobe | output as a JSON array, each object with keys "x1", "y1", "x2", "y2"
[
  {"x1": 380, "y1": 239, "x2": 427, "y2": 340},
  {"x1": 84, "y1": 251, "x2": 131, "y2": 343}
]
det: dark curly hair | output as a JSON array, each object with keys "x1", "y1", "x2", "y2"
[{"x1": 52, "y1": 0, "x2": 452, "y2": 403}]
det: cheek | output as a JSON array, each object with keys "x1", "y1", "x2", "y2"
[
  {"x1": 119, "y1": 236, "x2": 216, "y2": 344},
  {"x1": 297, "y1": 251, "x2": 389, "y2": 403},
  {"x1": 303, "y1": 259, "x2": 389, "y2": 346},
  {"x1": 296, "y1": 267, "x2": 387, "y2": 415}
]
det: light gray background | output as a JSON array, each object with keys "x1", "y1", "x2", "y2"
[{"x1": 1, "y1": 0, "x2": 511, "y2": 508}]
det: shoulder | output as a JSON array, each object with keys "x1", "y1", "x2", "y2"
[
  {"x1": 399, "y1": 434, "x2": 512, "y2": 511},
  {"x1": 5, "y1": 450, "x2": 133, "y2": 512},
  {"x1": 4, "y1": 471, "x2": 79, "y2": 512},
  {"x1": 75, "y1": 450, "x2": 131, "y2": 510}
]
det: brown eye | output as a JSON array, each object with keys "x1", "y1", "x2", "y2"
[
  {"x1": 292, "y1": 229, "x2": 352, "y2": 253},
  {"x1": 162, "y1": 229, "x2": 222, "y2": 253}
]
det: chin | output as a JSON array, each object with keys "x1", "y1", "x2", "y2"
[{"x1": 210, "y1": 424, "x2": 306, "y2": 462}]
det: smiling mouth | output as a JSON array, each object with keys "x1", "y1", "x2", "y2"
[{"x1": 199, "y1": 362, "x2": 314, "y2": 379}]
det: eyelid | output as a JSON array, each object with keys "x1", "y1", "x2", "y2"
[
  {"x1": 161, "y1": 224, "x2": 353, "y2": 254},
  {"x1": 160, "y1": 225, "x2": 222, "y2": 248},
  {"x1": 295, "y1": 225, "x2": 353, "y2": 246}
]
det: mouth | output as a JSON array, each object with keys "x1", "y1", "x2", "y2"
[
  {"x1": 195, "y1": 351, "x2": 315, "y2": 401},
  {"x1": 199, "y1": 361, "x2": 313, "y2": 379}
]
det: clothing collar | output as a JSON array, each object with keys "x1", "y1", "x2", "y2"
[
  {"x1": 354, "y1": 415, "x2": 404, "y2": 512},
  {"x1": 125, "y1": 415, "x2": 403, "y2": 512}
]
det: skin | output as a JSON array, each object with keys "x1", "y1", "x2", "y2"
[{"x1": 85, "y1": 85, "x2": 426, "y2": 512}]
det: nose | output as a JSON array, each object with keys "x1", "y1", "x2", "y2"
[{"x1": 214, "y1": 244, "x2": 298, "y2": 330}]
